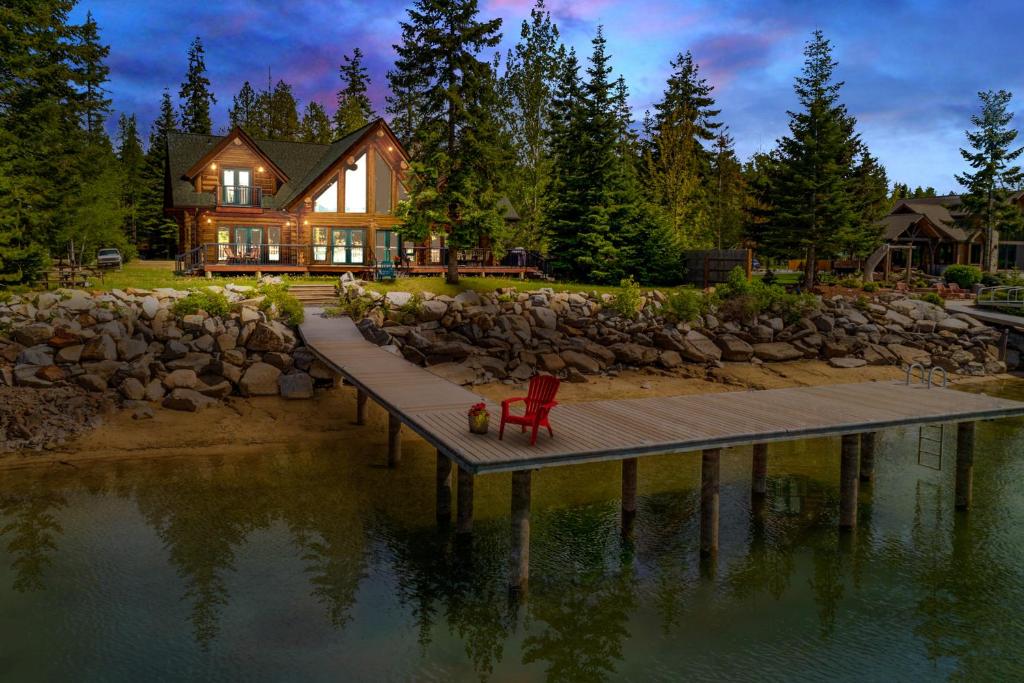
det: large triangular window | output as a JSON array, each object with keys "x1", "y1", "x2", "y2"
[
  {"x1": 314, "y1": 179, "x2": 338, "y2": 212},
  {"x1": 344, "y1": 152, "x2": 367, "y2": 213}
]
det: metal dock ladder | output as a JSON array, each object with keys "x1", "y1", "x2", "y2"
[{"x1": 906, "y1": 364, "x2": 949, "y2": 471}]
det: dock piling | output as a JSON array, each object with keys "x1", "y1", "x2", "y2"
[
  {"x1": 387, "y1": 413, "x2": 402, "y2": 467},
  {"x1": 955, "y1": 422, "x2": 975, "y2": 510},
  {"x1": 456, "y1": 466, "x2": 475, "y2": 534},
  {"x1": 839, "y1": 434, "x2": 860, "y2": 529},
  {"x1": 355, "y1": 389, "x2": 367, "y2": 425},
  {"x1": 859, "y1": 432, "x2": 876, "y2": 483},
  {"x1": 509, "y1": 470, "x2": 532, "y2": 593},
  {"x1": 700, "y1": 448, "x2": 721, "y2": 558},
  {"x1": 752, "y1": 443, "x2": 768, "y2": 496},
  {"x1": 436, "y1": 451, "x2": 452, "y2": 525}
]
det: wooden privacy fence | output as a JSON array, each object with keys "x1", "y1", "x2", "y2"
[{"x1": 682, "y1": 249, "x2": 752, "y2": 288}]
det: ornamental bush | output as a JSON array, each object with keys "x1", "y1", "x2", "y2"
[
  {"x1": 612, "y1": 276, "x2": 642, "y2": 319},
  {"x1": 258, "y1": 284, "x2": 304, "y2": 324},
  {"x1": 943, "y1": 264, "x2": 982, "y2": 289},
  {"x1": 663, "y1": 288, "x2": 703, "y2": 323},
  {"x1": 172, "y1": 289, "x2": 230, "y2": 318}
]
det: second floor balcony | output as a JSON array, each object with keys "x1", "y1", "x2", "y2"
[{"x1": 218, "y1": 185, "x2": 262, "y2": 208}]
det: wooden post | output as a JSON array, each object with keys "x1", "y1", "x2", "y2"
[
  {"x1": 700, "y1": 448, "x2": 721, "y2": 558},
  {"x1": 751, "y1": 443, "x2": 768, "y2": 496},
  {"x1": 456, "y1": 466, "x2": 474, "y2": 534},
  {"x1": 436, "y1": 451, "x2": 452, "y2": 525},
  {"x1": 839, "y1": 434, "x2": 860, "y2": 530},
  {"x1": 999, "y1": 330, "x2": 1009, "y2": 362},
  {"x1": 860, "y1": 432, "x2": 876, "y2": 483},
  {"x1": 387, "y1": 413, "x2": 402, "y2": 468},
  {"x1": 509, "y1": 470, "x2": 532, "y2": 592},
  {"x1": 621, "y1": 458, "x2": 638, "y2": 525},
  {"x1": 955, "y1": 422, "x2": 975, "y2": 510},
  {"x1": 355, "y1": 389, "x2": 367, "y2": 425}
]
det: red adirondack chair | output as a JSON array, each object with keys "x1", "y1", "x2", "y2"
[{"x1": 499, "y1": 375, "x2": 560, "y2": 445}]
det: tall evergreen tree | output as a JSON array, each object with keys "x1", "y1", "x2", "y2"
[
  {"x1": 117, "y1": 113, "x2": 146, "y2": 243},
  {"x1": 299, "y1": 101, "x2": 333, "y2": 144},
  {"x1": 390, "y1": 0, "x2": 504, "y2": 284},
  {"x1": 137, "y1": 89, "x2": 179, "y2": 257},
  {"x1": 844, "y1": 148, "x2": 889, "y2": 257},
  {"x1": 763, "y1": 30, "x2": 862, "y2": 288},
  {"x1": 643, "y1": 51, "x2": 720, "y2": 248},
  {"x1": 386, "y1": 22, "x2": 430, "y2": 146},
  {"x1": 499, "y1": 0, "x2": 561, "y2": 249},
  {"x1": 73, "y1": 11, "x2": 111, "y2": 136},
  {"x1": 179, "y1": 37, "x2": 216, "y2": 134},
  {"x1": 265, "y1": 79, "x2": 300, "y2": 141},
  {"x1": 228, "y1": 81, "x2": 260, "y2": 133},
  {"x1": 334, "y1": 48, "x2": 375, "y2": 137},
  {"x1": 709, "y1": 130, "x2": 745, "y2": 249},
  {"x1": 956, "y1": 89, "x2": 1024, "y2": 268}
]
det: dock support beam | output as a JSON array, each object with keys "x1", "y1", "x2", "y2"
[
  {"x1": 621, "y1": 458, "x2": 638, "y2": 536},
  {"x1": 839, "y1": 434, "x2": 860, "y2": 530},
  {"x1": 859, "y1": 432, "x2": 876, "y2": 483},
  {"x1": 700, "y1": 448, "x2": 721, "y2": 558},
  {"x1": 387, "y1": 413, "x2": 402, "y2": 468},
  {"x1": 955, "y1": 422, "x2": 975, "y2": 510},
  {"x1": 509, "y1": 470, "x2": 532, "y2": 593},
  {"x1": 456, "y1": 466, "x2": 474, "y2": 534},
  {"x1": 752, "y1": 443, "x2": 768, "y2": 496},
  {"x1": 355, "y1": 389, "x2": 367, "y2": 425},
  {"x1": 436, "y1": 451, "x2": 452, "y2": 525}
]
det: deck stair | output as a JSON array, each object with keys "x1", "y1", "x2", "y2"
[{"x1": 288, "y1": 284, "x2": 338, "y2": 306}]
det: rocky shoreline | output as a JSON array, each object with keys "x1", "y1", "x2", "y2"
[
  {"x1": 341, "y1": 284, "x2": 1020, "y2": 386},
  {"x1": 0, "y1": 287, "x2": 328, "y2": 451}
]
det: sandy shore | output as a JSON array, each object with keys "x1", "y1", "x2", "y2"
[{"x1": 1, "y1": 360, "x2": 1010, "y2": 471}]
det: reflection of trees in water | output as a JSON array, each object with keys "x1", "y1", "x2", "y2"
[
  {"x1": 383, "y1": 517, "x2": 512, "y2": 679},
  {"x1": 630, "y1": 489, "x2": 696, "y2": 633},
  {"x1": 522, "y1": 503, "x2": 636, "y2": 683},
  {"x1": 0, "y1": 486, "x2": 67, "y2": 592}
]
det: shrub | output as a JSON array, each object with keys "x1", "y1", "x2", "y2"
[
  {"x1": 663, "y1": 288, "x2": 703, "y2": 323},
  {"x1": 837, "y1": 275, "x2": 863, "y2": 289},
  {"x1": 919, "y1": 292, "x2": 945, "y2": 307},
  {"x1": 612, "y1": 276, "x2": 643, "y2": 319},
  {"x1": 943, "y1": 264, "x2": 982, "y2": 289},
  {"x1": 172, "y1": 289, "x2": 230, "y2": 318},
  {"x1": 258, "y1": 284, "x2": 304, "y2": 324},
  {"x1": 714, "y1": 265, "x2": 817, "y2": 324},
  {"x1": 861, "y1": 281, "x2": 879, "y2": 293},
  {"x1": 338, "y1": 295, "x2": 370, "y2": 320}
]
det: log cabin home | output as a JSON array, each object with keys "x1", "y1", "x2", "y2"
[{"x1": 167, "y1": 118, "x2": 536, "y2": 277}]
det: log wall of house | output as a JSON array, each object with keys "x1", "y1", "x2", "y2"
[{"x1": 194, "y1": 139, "x2": 279, "y2": 197}]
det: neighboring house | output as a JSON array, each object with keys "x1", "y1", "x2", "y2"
[
  {"x1": 166, "y1": 118, "x2": 534, "y2": 276},
  {"x1": 869, "y1": 193, "x2": 1024, "y2": 278}
]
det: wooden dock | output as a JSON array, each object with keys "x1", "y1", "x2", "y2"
[{"x1": 299, "y1": 312, "x2": 1024, "y2": 590}]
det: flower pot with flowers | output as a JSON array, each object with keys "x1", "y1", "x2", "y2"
[{"x1": 468, "y1": 402, "x2": 490, "y2": 434}]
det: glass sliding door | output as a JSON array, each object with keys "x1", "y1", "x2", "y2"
[
  {"x1": 313, "y1": 227, "x2": 329, "y2": 262},
  {"x1": 222, "y1": 168, "x2": 252, "y2": 206},
  {"x1": 375, "y1": 230, "x2": 396, "y2": 264},
  {"x1": 267, "y1": 226, "x2": 281, "y2": 262},
  {"x1": 233, "y1": 226, "x2": 262, "y2": 262},
  {"x1": 328, "y1": 228, "x2": 366, "y2": 265}
]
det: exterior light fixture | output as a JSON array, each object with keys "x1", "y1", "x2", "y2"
[
  {"x1": 210, "y1": 162, "x2": 216, "y2": 170},
  {"x1": 387, "y1": 146, "x2": 394, "y2": 152},
  {"x1": 303, "y1": 220, "x2": 309, "y2": 225},
  {"x1": 257, "y1": 166, "x2": 265, "y2": 172}
]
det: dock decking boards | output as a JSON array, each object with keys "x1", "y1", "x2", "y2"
[{"x1": 299, "y1": 313, "x2": 1024, "y2": 475}]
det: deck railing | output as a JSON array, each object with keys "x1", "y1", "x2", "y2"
[
  {"x1": 977, "y1": 285, "x2": 1024, "y2": 308},
  {"x1": 218, "y1": 185, "x2": 263, "y2": 208}
]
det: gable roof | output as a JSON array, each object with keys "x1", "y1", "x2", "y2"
[
  {"x1": 183, "y1": 126, "x2": 290, "y2": 181},
  {"x1": 165, "y1": 118, "x2": 406, "y2": 210},
  {"x1": 891, "y1": 200, "x2": 967, "y2": 241}
]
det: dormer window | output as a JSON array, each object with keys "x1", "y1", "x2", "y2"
[
  {"x1": 344, "y1": 152, "x2": 367, "y2": 213},
  {"x1": 314, "y1": 179, "x2": 338, "y2": 212}
]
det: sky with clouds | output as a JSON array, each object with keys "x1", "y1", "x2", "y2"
[{"x1": 71, "y1": 0, "x2": 1024, "y2": 191}]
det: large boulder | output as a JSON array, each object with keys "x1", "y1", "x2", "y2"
[
  {"x1": 163, "y1": 368, "x2": 198, "y2": 390},
  {"x1": 887, "y1": 343, "x2": 931, "y2": 365},
  {"x1": 609, "y1": 342, "x2": 658, "y2": 365},
  {"x1": 828, "y1": 357, "x2": 868, "y2": 369},
  {"x1": 752, "y1": 342, "x2": 803, "y2": 362},
  {"x1": 385, "y1": 291, "x2": 413, "y2": 308},
  {"x1": 936, "y1": 317, "x2": 969, "y2": 333},
  {"x1": 117, "y1": 338, "x2": 148, "y2": 361},
  {"x1": 240, "y1": 362, "x2": 281, "y2": 396},
  {"x1": 13, "y1": 323, "x2": 54, "y2": 347},
  {"x1": 278, "y1": 371, "x2": 314, "y2": 399},
  {"x1": 418, "y1": 299, "x2": 448, "y2": 322},
  {"x1": 81, "y1": 334, "x2": 117, "y2": 361},
  {"x1": 162, "y1": 388, "x2": 217, "y2": 412},
  {"x1": 560, "y1": 350, "x2": 601, "y2": 374},
  {"x1": 715, "y1": 334, "x2": 753, "y2": 362},
  {"x1": 119, "y1": 377, "x2": 146, "y2": 400},
  {"x1": 530, "y1": 306, "x2": 557, "y2": 330},
  {"x1": 538, "y1": 352, "x2": 566, "y2": 373},
  {"x1": 246, "y1": 321, "x2": 286, "y2": 352},
  {"x1": 679, "y1": 331, "x2": 723, "y2": 363}
]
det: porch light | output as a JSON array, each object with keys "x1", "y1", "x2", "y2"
[
  {"x1": 210, "y1": 162, "x2": 216, "y2": 170},
  {"x1": 387, "y1": 145, "x2": 394, "y2": 152},
  {"x1": 206, "y1": 218, "x2": 212, "y2": 224},
  {"x1": 257, "y1": 166, "x2": 265, "y2": 172},
  {"x1": 303, "y1": 220, "x2": 309, "y2": 225}
]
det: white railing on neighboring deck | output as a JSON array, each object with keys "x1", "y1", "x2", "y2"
[{"x1": 976, "y1": 285, "x2": 1024, "y2": 308}]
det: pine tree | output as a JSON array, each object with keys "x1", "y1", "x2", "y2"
[
  {"x1": 265, "y1": 79, "x2": 300, "y2": 141},
  {"x1": 709, "y1": 130, "x2": 745, "y2": 250},
  {"x1": 390, "y1": 0, "x2": 504, "y2": 284},
  {"x1": 499, "y1": 0, "x2": 561, "y2": 249},
  {"x1": 765, "y1": 30, "x2": 862, "y2": 288},
  {"x1": 117, "y1": 113, "x2": 146, "y2": 243},
  {"x1": 643, "y1": 51, "x2": 720, "y2": 248},
  {"x1": 73, "y1": 11, "x2": 111, "y2": 137},
  {"x1": 138, "y1": 89, "x2": 179, "y2": 257},
  {"x1": 742, "y1": 150, "x2": 781, "y2": 256},
  {"x1": 299, "y1": 102, "x2": 333, "y2": 144},
  {"x1": 334, "y1": 48, "x2": 375, "y2": 137},
  {"x1": 956, "y1": 89, "x2": 1024, "y2": 268},
  {"x1": 179, "y1": 37, "x2": 216, "y2": 134},
  {"x1": 228, "y1": 81, "x2": 260, "y2": 134},
  {"x1": 386, "y1": 21, "x2": 430, "y2": 146},
  {"x1": 844, "y1": 148, "x2": 889, "y2": 257}
]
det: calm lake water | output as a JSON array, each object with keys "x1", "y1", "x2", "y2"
[{"x1": 2, "y1": 381, "x2": 1024, "y2": 681}]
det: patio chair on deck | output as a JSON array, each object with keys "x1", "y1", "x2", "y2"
[{"x1": 499, "y1": 375, "x2": 560, "y2": 446}]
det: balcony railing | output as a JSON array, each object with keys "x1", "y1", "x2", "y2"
[{"x1": 218, "y1": 185, "x2": 262, "y2": 208}]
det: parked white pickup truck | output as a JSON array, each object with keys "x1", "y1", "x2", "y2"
[{"x1": 96, "y1": 248, "x2": 123, "y2": 269}]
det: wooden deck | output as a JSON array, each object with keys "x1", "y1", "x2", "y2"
[{"x1": 299, "y1": 313, "x2": 1024, "y2": 475}]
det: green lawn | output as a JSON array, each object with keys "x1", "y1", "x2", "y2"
[{"x1": 83, "y1": 260, "x2": 695, "y2": 297}]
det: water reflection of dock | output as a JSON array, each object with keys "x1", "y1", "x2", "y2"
[{"x1": 300, "y1": 313, "x2": 1024, "y2": 591}]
